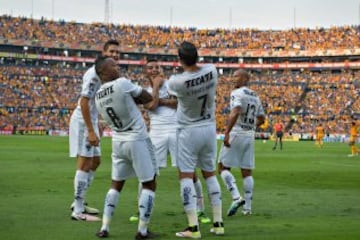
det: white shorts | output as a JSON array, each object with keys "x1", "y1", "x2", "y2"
[
  {"x1": 69, "y1": 115, "x2": 101, "y2": 158},
  {"x1": 150, "y1": 129, "x2": 177, "y2": 168},
  {"x1": 218, "y1": 132, "x2": 255, "y2": 169},
  {"x1": 176, "y1": 125, "x2": 217, "y2": 173},
  {"x1": 111, "y1": 138, "x2": 158, "y2": 183}
]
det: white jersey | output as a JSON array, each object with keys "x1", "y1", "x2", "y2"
[
  {"x1": 168, "y1": 64, "x2": 218, "y2": 127},
  {"x1": 71, "y1": 66, "x2": 102, "y2": 123},
  {"x1": 230, "y1": 86, "x2": 265, "y2": 133},
  {"x1": 146, "y1": 81, "x2": 177, "y2": 131},
  {"x1": 95, "y1": 78, "x2": 148, "y2": 142}
]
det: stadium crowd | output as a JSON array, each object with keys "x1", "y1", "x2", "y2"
[
  {"x1": 1, "y1": 15, "x2": 359, "y2": 138},
  {"x1": 1, "y1": 15, "x2": 359, "y2": 50}
]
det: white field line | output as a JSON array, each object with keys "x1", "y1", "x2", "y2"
[{"x1": 314, "y1": 160, "x2": 360, "y2": 168}]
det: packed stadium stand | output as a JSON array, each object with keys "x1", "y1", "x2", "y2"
[{"x1": 1, "y1": 15, "x2": 359, "y2": 139}]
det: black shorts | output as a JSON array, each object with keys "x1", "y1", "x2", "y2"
[{"x1": 276, "y1": 131, "x2": 283, "y2": 138}]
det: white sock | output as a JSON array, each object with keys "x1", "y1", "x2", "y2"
[
  {"x1": 205, "y1": 175, "x2": 222, "y2": 223},
  {"x1": 180, "y1": 178, "x2": 198, "y2": 227},
  {"x1": 101, "y1": 188, "x2": 120, "y2": 232},
  {"x1": 133, "y1": 182, "x2": 143, "y2": 215},
  {"x1": 220, "y1": 170, "x2": 241, "y2": 201},
  {"x1": 138, "y1": 189, "x2": 155, "y2": 235},
  {"x1": 243, "y1": 176, "x2": 254, "y2": 210},
  {"x1": 87, "y1": 170, "x2": 95, "y2": 189},
  {"x1": 193, "y1": 178, "x2": 204, "y2": 212},
  {"x1": 73, "y1": 170, "x2": 88, "y2": 214}
]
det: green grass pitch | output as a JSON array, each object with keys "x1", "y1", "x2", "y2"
[{"x1": 0, "y1": 135, "x2": 359, "y2": 240}]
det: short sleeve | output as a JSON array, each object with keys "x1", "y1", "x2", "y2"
[
  {"x1": 167, "y1": 75, "x2": 177, "y2": 97},
  {"x1": 119, "y1": 78, "x2": 142, "y2": 97},
  {"x1": 230, "y1": 91, "x2": 242, "y2": 109}
]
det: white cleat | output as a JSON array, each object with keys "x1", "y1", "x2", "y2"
[
  {"x1": 175, "y1": 226, "x2": 201, "y2": 239},
  {"x1": 70, "y1": 202, "x2": 99, "y2": 215},
  {"x1": 71, "y1": 212, "x2": 87, "y2": 221},
  {"x1": 84, "y1": 205, "x2": 100, "y2": 215}
]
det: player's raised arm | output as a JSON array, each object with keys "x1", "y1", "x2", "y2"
[
  {"x1": 134, "y1": 89, "x2": 153, "y2": 105},
  {"x1": 143, "y1": 75, "x2": 163, "y2": 110},
  {"x1": 158, "y1": 94, "x2": 178, "y2": 109}
]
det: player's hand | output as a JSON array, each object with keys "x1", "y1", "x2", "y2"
[
  {"x1": 152, "y1": 75, "x2": 165, "y2": 88},
  {"x1": 88, "y1": 131, "x2": 99, "y2": 146},
  {"x1": 223, "y1": 133, "x2": 231, "y2": 148}
]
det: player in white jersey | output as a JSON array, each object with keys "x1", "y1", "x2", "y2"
[
  {"x1": 93, "y1": 57, "x2": 158, "y2": 240},
  {"x1": 145, "y1": 59, "x2": 178, "y2": 168},
  {"x1": 168, "y1": 41, "x2": 223, "y2": 238},
  {"x1": 128, "y1": 59, "x2": 211, "y2": 224},
  {"x1": 218, "y1": 70, "x2": 265, "y2": 217},
  {"x1": 68, "y1": 40, "x2": 120, "y2": 220},
  {"x1": 128, "y1": 59, "x2": 177, "y2": 223}
]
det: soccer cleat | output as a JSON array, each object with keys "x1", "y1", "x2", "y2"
[
  {"x1": 84, "y1": 205, "x2": 100, "y2": 214},
  {"x1": 71, "y1": 212, "x2": 87, "y2": 221},
  {"x1": 129, "y1": 213, "x2": 139, "y2": 222},
  {"x1": 210, "y1": 222, "x2": 224, "y2": 235},
  {"x1": 134, "y1": 230, "x2": 158, "y2": 239},
  {"x1": 70, "y1": 202, "x2": 99, "y2": 215},
  {"x1": 96, "y1": 230, "x2": 109, "y2": 238},
  {"x1": 242, "y1": 209, "x2": 252, "y2": 216},
  {"x1": 227, "y1": 198, "x2": 245, "y2": 216},
  {"x1": 197, "y1": 211, "x2": 211, "y2": 224},
  {"x1": 175, "y1": 226, "x2": 201, "y2": 239}
]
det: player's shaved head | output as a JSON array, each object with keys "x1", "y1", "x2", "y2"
[
  {"x1": 95, "y1": 56, "x2": 119, "y2": 82},
  {"x1": 233, "y1": 69, "x2": 250, "y2": 88},
  {"x1": 233, "y1": 69, "x2": 249, "y2": 80},
  {"x1": 95, "y1": 56, "x2": 109, "y2": 76}
]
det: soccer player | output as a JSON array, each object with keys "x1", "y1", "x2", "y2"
[
  {"x1": 128, "y1": 58, "x2": 178, "y2": 223},
  {"x1": 315, "y1": 122, "x2": 325, "y2": 147},
  {"x1": 130, "y1": 59, "x2": 210, "y2": 224},
  {"x1": 94, "y1": 56, "x2": 158, "y2": 239},
  {"x1": 272, "y1": 118, "x2": 284, "y2": 150},
  {"x1": 168, "y1": 41, "x2": 223, "y2": 238},
  {"x1": 217, "y1": 70, "x2": 265, "y2": 217},
  {"x1": 348, "y1": 121, "x2": 359, "y2": 157},
  {"x1": 68, "y1": 39, "x2": 120, "y2": 220},
  {"x1": 144, "y1": 59, "x2": 178, "y2": 167}
]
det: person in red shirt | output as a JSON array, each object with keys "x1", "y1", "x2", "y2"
[{"x1": 272, "y1": 119, "x2": 284, "y2": 150}]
